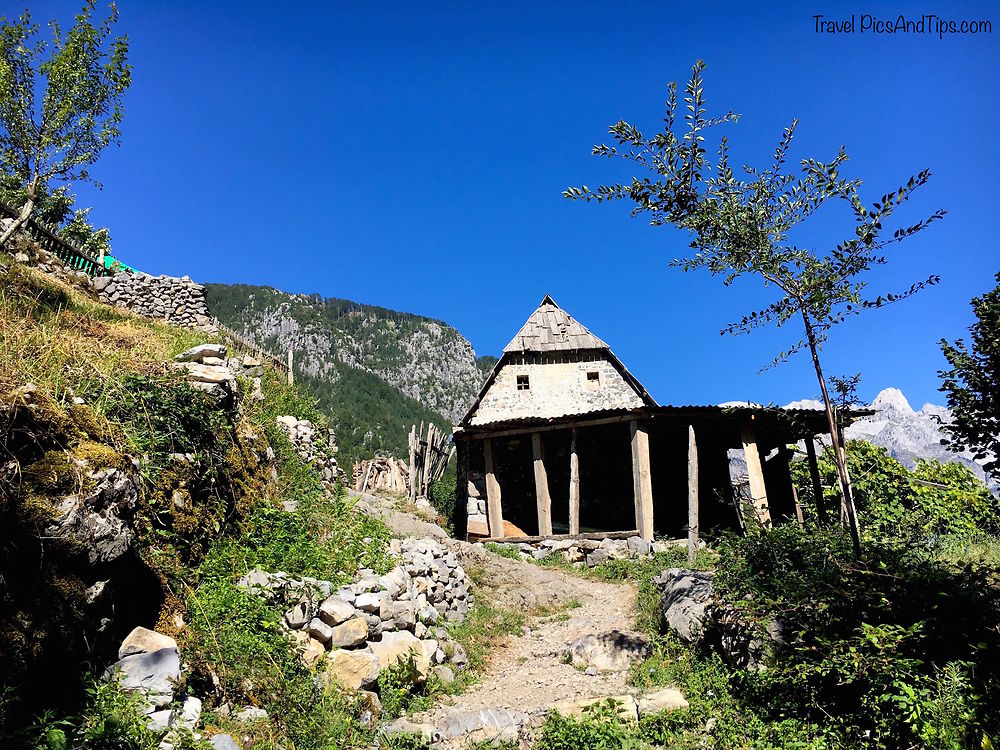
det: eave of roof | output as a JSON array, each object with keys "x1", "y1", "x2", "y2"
[{"x1": 455, "y1": 403, "x2": 873, "y2": 437}]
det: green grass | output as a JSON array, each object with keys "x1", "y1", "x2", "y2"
[{"x1": 0, "y1": 259, "x2": 405, "y2": 749}]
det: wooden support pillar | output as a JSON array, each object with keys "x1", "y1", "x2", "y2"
[
  {"x1": 532, "y1": 433, "x2": 552, "y2": 536},
  {"x1": 740, "y1": 424, "x2": 771, "y2": 527},
  {"x1": 687, "y1": 424, "x2": 699, "y2": 562},
  {"x1": 805, "y1": 438, "x2": 828, "y2": 526},
  {"x1": 569, "y1": 427, "x2": 580, "y2": 535},
  {"x1": 483, "y1": 438, "x2": 504, "y2": 538},
  {"x1": 287, "y1": 350, "x2": 294, "y2": 385},
  {"x1": 629, "y1": 421, "x2": 654, "y2": 541},
  {"x1": 455, "y1": 438, "x2": 469, "y2": 539}
]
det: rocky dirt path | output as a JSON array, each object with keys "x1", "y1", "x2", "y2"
[
  {"x1": 408, "y1": 556, "x2": 651, "y2": 746},
  {"x1": 422, "y1": 572, "x2": 637, "y2": 716},
  {"x1": 355, "y1": 490, "x2": 668, "y2": 746}
]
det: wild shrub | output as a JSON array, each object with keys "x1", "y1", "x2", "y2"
[
  {"x1": 428, "y1": 461, "x2": 457, "y2": 529},
  {"x1": 379, "y1": 656, "x2": 423, "y2": 720},
  {"x1": 712, "y1": 525, "x2": 1000, "y2": 748},
  {"x1": 484, "y1": 542, "x2": 521, "y2": 560},
  {"x1": 536, "y1": 701, "x2": 638, "y2": 750},
  {"x1": 792, "y1": 439, "x2": 1000, "y2": 539}
]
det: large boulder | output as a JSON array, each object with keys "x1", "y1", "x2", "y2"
[
  {"x1": 328, "y1": 617, "x2": 368, "y2": 648},
  {"x1": 105, "y1": 647, "x2": 182, "y2": 709},
  {"x1": 637, "y1": 688, "x2": 689, "y2": 716},
  {"x1": 654, "y1": 568, "x2": 784, "y2": 671},
  {"x1": 369, "y1": 630, "x2": 430, "y2": 680},
  {"x1": 174, "y1": 344, "x2": 226, "y2": 363},
  {"x1": 118, "y1": 627, "x2": 178, "y2": 659},
  {"x1": 318, "y1": 596, "x2": 356, "y2": 626},
  {"x1": 210, "y1": 735, "x2": 241, "y2": 750},
  {"x1": 44, "y1": 463, "x2": 139, "y2": 565},
  {"x1": 325, "y1": 648, "x2": 381, "y2": 690},
  {"x1": 566, "y1": 630, "x2": 651, "y2": 671},
  {"x1": 654, "y1": 568, "x2": 715, "y2": 643}
]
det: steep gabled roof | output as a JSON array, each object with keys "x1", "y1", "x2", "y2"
[
  {"x1": 503, "y1": 294, "x2": 609, "y2": 353},
  {"x1": 458, "y1": 295, "x2": 657, "y2": 427}
]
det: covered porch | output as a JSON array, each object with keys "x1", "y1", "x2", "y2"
[{"x1": 453, "y1": 405, "x2": 840, "y2": 549}]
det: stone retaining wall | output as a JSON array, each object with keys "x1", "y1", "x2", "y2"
[
  {"x1": 238, "y1": 536, "x2": 472, "y2": 691},
  {"x1": 93, "y1": 271, "x2": 213, "y2": 329}
]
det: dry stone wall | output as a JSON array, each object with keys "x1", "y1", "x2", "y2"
[
  {"x1": 237, "y1": 536, "x2": 472, "y2": 692},
  {"x1": 276, "y1": 415, "x2": 341, "y2": 485},
  {"x1": 93, "y1": 271, "x2": 214, "y2": 329}
]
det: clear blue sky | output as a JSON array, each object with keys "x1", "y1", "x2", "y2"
[{"x1": 32, "y1": 1, "x2": 999, "y2": 408}]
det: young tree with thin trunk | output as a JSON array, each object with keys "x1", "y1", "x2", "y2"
[
  {"x1": 939, "y1": 272, "x2": 1000, "y2": 476},
  {"x1": 565, "y1": 61, "x2": 943, "y2": 557},
  {"x1": 0, "y1": 1, "x2": 129, "y2": 247}
]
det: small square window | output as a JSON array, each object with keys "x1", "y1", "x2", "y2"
[
  {"x1": 516, "y1": 374, "x2": 530, "y2": 391},
  {"x1": 586, "y1": 370, "x2": 600, "y2": 389}
]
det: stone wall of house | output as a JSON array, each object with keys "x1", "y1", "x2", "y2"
[
  {"x1": 93, "y1": 271, "x2": 214, "y2": 329},
  {"x1": 469, "y1": 352, "x2": 645, "y2": 426}
]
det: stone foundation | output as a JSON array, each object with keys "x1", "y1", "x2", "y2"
[{"x1": 483, "y1": 535, "x2": 685, "y2": 568}]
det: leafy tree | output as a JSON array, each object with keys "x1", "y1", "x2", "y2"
[
  {"x1": 565, "y1": 61, "x2": 943, "y2": 556},
  {"x1": 939, "y1": 272, "x2": 1000, "y2": 475},
  {"x1": 0, "y1": 172, "x2": 113, "y2": 258},
  {"x1": 60, "y1": 204, "x2": 111, "y2": 260},
  {"x1": 0, "y1": 1, "x2": 129, "y2": 247}
]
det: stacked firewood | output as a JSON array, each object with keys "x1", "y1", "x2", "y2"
[
  {"x1": 408, "y1": 422, "x2": 454, "y2": 502},
  {"x1": 352, "y1": 455, "x2": 409, "y2": 494}
]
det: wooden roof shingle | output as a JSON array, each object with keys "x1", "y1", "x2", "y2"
[{"x1": 503, "y1": 294, "x2": 609, "y2": 353}]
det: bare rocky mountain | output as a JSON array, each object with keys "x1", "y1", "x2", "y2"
[
  {"x1": 204, "y1": 284, "x2": 486, "y2": 462},
  {"x1": 207, "y1": 284, "x2": 482, "y2": 422},
  {"x1": 784, "y1": 387, "x2": 996, "y2": 491}
]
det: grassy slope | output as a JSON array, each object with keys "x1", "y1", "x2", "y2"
[{"x1": 0, "y1": 260, "x2": 392, "y2": 748}]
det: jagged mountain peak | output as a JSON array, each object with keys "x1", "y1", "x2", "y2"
[{"x1": 871, "y1": 387, "x2": 914, "y2": 417}]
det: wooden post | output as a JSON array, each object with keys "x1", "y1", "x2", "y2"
[
  {"x1": 422, "y1": 424, "x2": 434, "y2": 497},
  {"x1": 629, "y1": 421, "x2": 654, "y2": 541},
  {"x1": 407, "y1": 425, "x2": 417, "y2": 502},
  {"x1": 569, "y1": 427, "x2": 580, "y2": 535},
  {"x1": 532, "y1": 433, "x2": 553, "y2": 536},
  {"x1": 792, "y1": 485, "x2": 805, "y2": 528},
  {"x1": 740, "y1": 424, "x2": 771, "y2": 527},
  {"x1": 687, "y1": 424, "x2": 699, "y2": 562},
  {"x1": 361, "y1": 460, "x2": 374, "y2": 494},
  {"x1": 805, "y1": 438, "x2": 828, "y2": 526},
  {"x1": 484, "y1": 438, "x2": 504, "y2": 538},
  {"x1": 287, "y1": 350, "x2": 294, "y2": 385}
]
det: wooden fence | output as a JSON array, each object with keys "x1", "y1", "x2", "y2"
[
  {"x1": 213, "y1": 318, "x2": 291, "y2": 378},
  {"x1": 0, "y1": 199, "x2": 110, "y2": 277},
  {"x1": 0, "y1": 199, "x2": 297, "y2": 382},
  {"x1": 408, "y1": 421, "x2": 454, "y2": 501}
]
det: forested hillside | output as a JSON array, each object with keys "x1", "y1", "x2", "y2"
[{"x1": 205, "y1": 284, "x2": 488, "y2": 465}]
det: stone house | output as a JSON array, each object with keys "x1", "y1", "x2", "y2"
[{"x1": 452, "y1": 295, "x2": 838, "y2": 545}]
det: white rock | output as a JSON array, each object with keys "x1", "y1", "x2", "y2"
[{"x1": 118, "y1": 627, "x2": 178, "y2": 659}]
